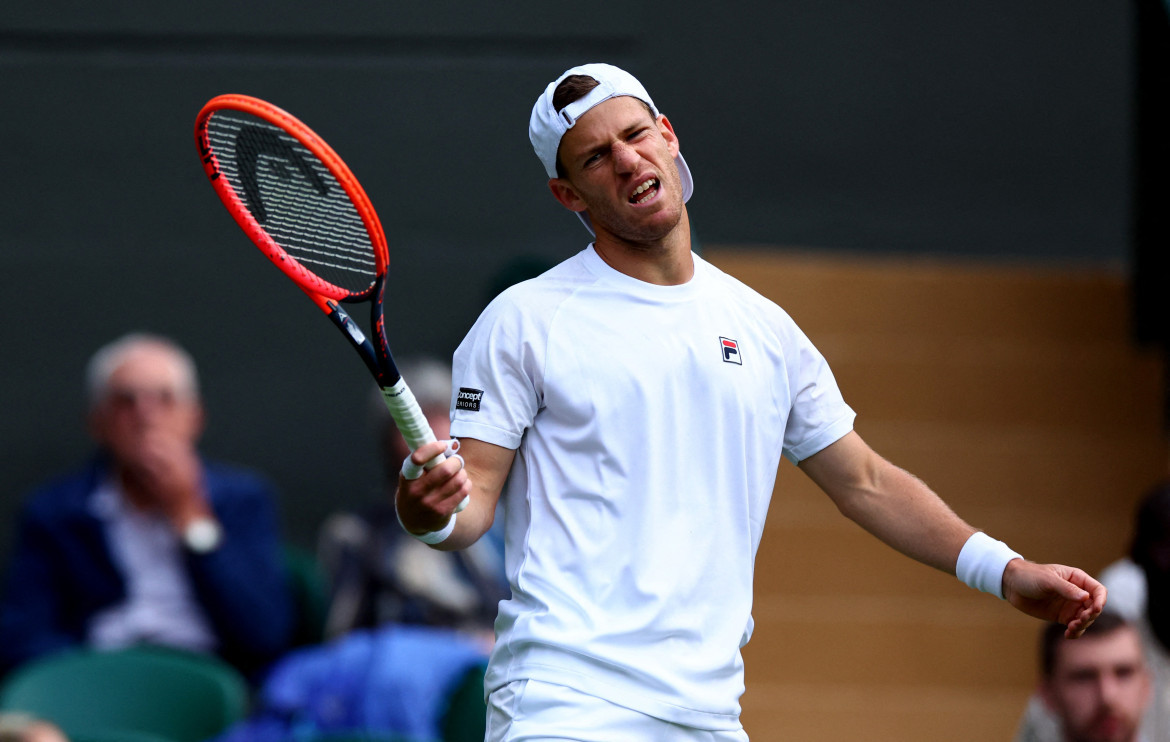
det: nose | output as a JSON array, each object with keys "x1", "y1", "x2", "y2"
[
  {"x1": 611, "y1": 141, "x2": 641, "y2": 173},
  {"x1": 1096, "y1": 673, "x2": 1124, "y2": 710}
]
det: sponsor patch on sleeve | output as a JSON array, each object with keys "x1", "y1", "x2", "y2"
[{"x1": 456, "y1": 387, "x2": 484, "y2": 412}]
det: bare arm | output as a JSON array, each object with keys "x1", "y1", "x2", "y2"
[
  {"x1": 394, "y1": 437, "x2": 515, "y2": 551},
  {"x1": 799, "y1": 431, "x2": 1105, "y2": 637},
  {"x1": 797, "y1": 431, "x2": 974, "y2": 573}
]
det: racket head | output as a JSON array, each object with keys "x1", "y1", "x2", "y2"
[{"x1": 195, "y1": 94, "x2": 389, "y2": 302}]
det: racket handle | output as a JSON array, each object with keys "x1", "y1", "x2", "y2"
[{"x1": 382, "y1": 379, "x2": 469, "y2": 513}]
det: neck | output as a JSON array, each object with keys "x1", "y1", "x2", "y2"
[{"x1": 592, "y1": 207, "x2": 694, "y2": 285}]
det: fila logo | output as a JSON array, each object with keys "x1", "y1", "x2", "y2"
[
  {"x1": 456, "y1": 387, "x2": 484, "y2": 412},
  {"x1": 720, "y1": 337, "x2": 742, "y2": 365}
]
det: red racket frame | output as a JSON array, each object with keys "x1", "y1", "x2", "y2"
[{"x1": 194, "y1": 94, "x2": 389, "y2": 309}]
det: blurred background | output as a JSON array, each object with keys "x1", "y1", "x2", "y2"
[{"x1": 1, "y1": 2, "x2": 1167, "y2": 739}]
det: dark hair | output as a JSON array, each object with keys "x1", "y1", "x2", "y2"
[
  {"x1": 550, "y1": 74, "x2": 656, "y2": 179},
  {"x1": 1130, "y1": 480, "x2": 1170, "y2": 569},
  {"x1": 1039, "y1": 612, "x2": 1130, "y2": 677},
  {"x1": 552, "y1": 74, "x2": 601, "y2": 114}
]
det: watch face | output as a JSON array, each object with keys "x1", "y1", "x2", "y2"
[{"x1": 184, "y1": 519, "x2": 223, "y2": 553}]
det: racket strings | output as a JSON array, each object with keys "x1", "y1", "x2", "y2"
[{"x1": 205, "y1": 111, "x2": 378, "y2": 294}]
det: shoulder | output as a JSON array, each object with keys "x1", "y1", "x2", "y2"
[
  {"x1": 488, "y1": 254, "x2": 595, "y2": 313},
  {"x1": 696, "y1": 255, "x2": 808, "y2": 340},
  {"x1": 697, "y1": 255, "x2": 787, "y2": 311},
  {"x1": 1098, "y1": 557, "x2": 1147, "y2": 621},
  {"x1": 461, "y1": 254, "x2": 597, "y2": 348},
  {"x1": 20, "y1": 459, "x2": 105, "y2": 521},
  {"x1": 201, "y1": 460, "x2": 280, "y2": 501}
]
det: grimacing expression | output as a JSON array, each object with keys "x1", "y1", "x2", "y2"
[
  {"x1": 552, "y1": 96, "x2": 685, "y2": 245},
  {"x1": 1043, "y1": 626, "x2": 1151, "y2": 742}
]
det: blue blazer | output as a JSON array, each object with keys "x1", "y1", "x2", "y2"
[{"x1": 0, "y1": 455, "x2": 295, "y2": 679}]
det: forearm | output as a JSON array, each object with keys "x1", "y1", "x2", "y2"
[
  {"x1": 800, "y1": 432, "x2": 1105, "y2": 634},
  {"x1": 800, "y1": 432, "x2": 976, "y2": 575},
  {"x1": 846, "y1": 462, "x2": 975, "y2": 573},
  {"x1": 429, "y1": 486, "x2": 498, "y2": 551}
]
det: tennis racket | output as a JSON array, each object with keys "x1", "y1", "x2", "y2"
[{"x1": 194, "y1": 94, "x2": 466, "y2": 510}]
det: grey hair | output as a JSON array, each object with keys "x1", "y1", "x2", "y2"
[{"x1": 85, "y1": 332, "x2": 200, "y2": 409}]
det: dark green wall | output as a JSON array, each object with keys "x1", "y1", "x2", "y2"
[{"x1": 0, "y1": 2, "x2": 1133, "y2": 554}]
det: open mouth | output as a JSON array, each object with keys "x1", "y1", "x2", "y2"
[{"x1": 629, "y1": 178, "x2": 659, "y2": 205}]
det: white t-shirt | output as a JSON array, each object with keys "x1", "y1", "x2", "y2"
[{"x1": 451, "y1": 246, "x2": 855, "y2": 729}]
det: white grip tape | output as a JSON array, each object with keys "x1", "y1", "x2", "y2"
[
  {"x1": 384, "y1": 379, "x2": 468, "y2": 513},
  {"x1": 381, "y1": 379, "x2": 438, "y2": 452},
  {"x1": 955, "y1": 531, "x2": 1023, "y2": 599}
]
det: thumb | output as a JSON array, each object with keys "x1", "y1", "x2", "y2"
[
  {"x1": 1048, "y1": 567, "x2": 1092, "y2": 603},
  {"x1": 410, "y1": 439, "x2": 449, "y2": 465}
]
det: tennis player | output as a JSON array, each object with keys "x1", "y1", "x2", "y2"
[{"x1": 394, "y1": 63, "x2": 1106, "y2": 741}]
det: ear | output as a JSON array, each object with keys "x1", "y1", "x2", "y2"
[
  {"x1": 189, "y1": 402, "x2": 207, "y2": 442},
  {"x1": 657, "y1": 114, "x2": 680, "y2": 158},
  {"x1": 548, "y1": 178, "x2": 588, "y2": 214},
  {"x1": 1038, "y1": 681, "x2": 1058, "y2": 713}
]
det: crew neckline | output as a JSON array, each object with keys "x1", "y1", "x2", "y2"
[{"x1": 580, "y1": 244, "x2": 706, "y2": 301}]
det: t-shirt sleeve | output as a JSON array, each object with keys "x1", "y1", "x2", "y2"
[
  {"x1": 779, "y1": 320, "x2": 856, "y2": 464},
  {"x1": 449, "y1": 293, "x2": 541, "y2": 450}
]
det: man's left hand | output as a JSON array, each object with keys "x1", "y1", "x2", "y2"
[{"x1": 1002, "y1": 560, "x2": 1107, "y2": 639}]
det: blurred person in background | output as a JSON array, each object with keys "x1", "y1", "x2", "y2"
[
  {"x1": 1017, "y1": 480, "x2": 1170, "y2": 741},
  {"x1": 1032, "y1": 614, "x2": 1152, "y2": 742},
  {"x1": 317, "y1": 356, "x2": 506, "y2": 643},
  {"x1": 0, "y1": 332, "x2": 294, "y2": 681},
  {"x1": 207, "y1": 358, "x2": 502, "y2": 742}
]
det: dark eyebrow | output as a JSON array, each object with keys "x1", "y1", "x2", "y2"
[{"x1": 573, "y1": 115, "x2": 655, "y2": 169}]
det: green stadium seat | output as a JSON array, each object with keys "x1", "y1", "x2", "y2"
[{"x1": 0, "y1": 646, "x2": 249, "y2": 742}]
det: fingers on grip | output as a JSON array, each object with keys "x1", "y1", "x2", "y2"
[
  {"x1": 400, "y1": 441, "x2": 471, "y2": 514},
  {"x1": 401, "y1": 458, "x2": 425, "y2": 481}
]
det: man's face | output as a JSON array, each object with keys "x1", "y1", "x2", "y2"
[
  {"x1": 88, "y1": 344, "x2": 204, "y2": 466},
  {"x1": 1042, "y1": 626, "x2": 1151, "y2": 742},
  {"x1": 551, "y1": 96, "x2": 686, "y2": 246}
]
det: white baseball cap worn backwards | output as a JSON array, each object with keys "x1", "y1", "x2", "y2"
[{"x1": 529, "y1": 63, "x2": 695, "y2": 234}]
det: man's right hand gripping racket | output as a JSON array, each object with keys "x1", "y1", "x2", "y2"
[{"x1": 194, "y1": 94, "x2": 466, "y2": 511}]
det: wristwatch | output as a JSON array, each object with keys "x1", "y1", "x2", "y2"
[{"x1": 182, "y1": 517, "x2": 224, "y2": 554}]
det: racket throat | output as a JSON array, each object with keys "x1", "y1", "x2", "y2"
[{"x1": 325, "y1": 300, "x2": 383, "y2": 380}]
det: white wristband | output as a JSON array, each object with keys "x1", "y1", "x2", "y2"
[
  {"x1": 955, "y1": 531, "x2": 1023, "y2": 599},
  {"x1": 395, "y1": 505, "x2": 456, "y2": 545}
]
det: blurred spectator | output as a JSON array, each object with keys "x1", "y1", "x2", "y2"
[
  {"x1": 1016, "y1": 480, "x2": 1170, "y2": 741},
  {"x1": 0, "y1": 332, "x2": 294, "y2": 680},
  {"x1": 1032, "y1": 614, "x2": 1152, "y2": 742},
  {"x1": 209, "y1": 622, "x2": 489, "y2": 742},
  {"x1": 1100, "y1": 480, "x2": 1170, "y2": 628},
  {"x1": 317, "y1": 356, "x2": 506, "y2": 641},
  {"x1": 0, "y1": 714, "x2": 68, "y2": 742},
  {"x1": 208, "y1": 359, "x2": 504, "y2": 742}
]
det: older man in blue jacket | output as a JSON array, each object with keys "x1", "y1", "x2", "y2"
[{"x1": 0, "y1": 333, "x2": 294, "y2": 680}]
